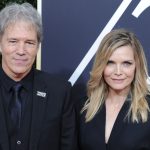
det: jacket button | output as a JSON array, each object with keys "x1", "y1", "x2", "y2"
[{"x1": 17, "y1": 140, "x2": 21, "y2": 145}]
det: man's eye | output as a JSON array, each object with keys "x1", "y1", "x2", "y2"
[
  {"x1": 9, "y1": 40, "x2": 16, "y2": 43},
  {"x1": 26, "y1": 41, "x2": 37, "y2": 46},
  {"x1": 27, "y1": 42, "x2": 34, "y2": 45}
]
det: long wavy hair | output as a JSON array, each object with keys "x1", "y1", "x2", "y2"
[{"x1": 82, "y1": 29, "x2": 150, "y2": 123}]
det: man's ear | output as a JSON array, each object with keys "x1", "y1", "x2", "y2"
[
  {"x1": 0, "y1": 36, "x2": 2, "y2": 52},
  {"x1": 0, "y1": 42, "x2": 2, "y2": 53}
]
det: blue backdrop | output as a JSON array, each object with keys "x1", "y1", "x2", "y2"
[{"x1": 41, "y1": 0, "x2": 150, "y2": 98}]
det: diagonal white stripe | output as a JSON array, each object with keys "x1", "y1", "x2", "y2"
[
  {"x1": 68, "y1": 0, "x2": 133, "y2": 86},
  {"x1": 132, "y1": 0, "x2": 150, "y2": 18}
]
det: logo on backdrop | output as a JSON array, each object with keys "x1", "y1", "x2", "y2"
[{"x1": 68, "y1": 0, "x2": 150, "y2": 85}]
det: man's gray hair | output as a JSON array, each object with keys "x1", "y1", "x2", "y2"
[{"x1": 0, "y1": 2, "x2": 43, "y2": 43}]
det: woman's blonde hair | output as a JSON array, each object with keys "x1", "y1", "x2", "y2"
[{"x1": 82, "y1": 29, "x2": 150, "y2": 123}]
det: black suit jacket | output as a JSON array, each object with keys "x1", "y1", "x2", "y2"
[
  {"x1": 0, "y1": 69, "x2": 76, "y2": 150},
  {"x1": 76, "y1": 96, "x2": 150, "y2": 150}
]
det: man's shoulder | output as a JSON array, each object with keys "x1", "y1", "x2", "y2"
[{"x1": 34, "y1": 69, "x2": 71, "y2": 88}]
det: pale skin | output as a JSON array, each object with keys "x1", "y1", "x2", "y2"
[
  {"x1": 0, "y1": 21, "x2": 39, "y2": 81},
  {"x1": 103, "y1": 45, "x2": 136, "y2": 143}
]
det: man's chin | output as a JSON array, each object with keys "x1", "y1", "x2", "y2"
[{"x1": 12, "y1": 67, "x2": 31, "y2": 77}]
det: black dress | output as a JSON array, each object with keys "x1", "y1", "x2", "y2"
[{"x1": 76, "y1": 96, "x2": 150, "y2": 150}]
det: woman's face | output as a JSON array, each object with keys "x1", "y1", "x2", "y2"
[{"x1": 103, "y1": 45, "x2": 136, "y2": 93}]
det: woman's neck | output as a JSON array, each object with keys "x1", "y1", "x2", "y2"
[{"x1": 106, "y1": 88, "x2": 130, "y2": 104}]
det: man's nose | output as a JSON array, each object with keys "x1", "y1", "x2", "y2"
[{"x1": 17, "y1": 43, "x2": 25, "y2": 55}]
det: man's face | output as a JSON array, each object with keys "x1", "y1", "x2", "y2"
[{"x1": 0, "y1": 21, "x2": 39, "y2": 81}]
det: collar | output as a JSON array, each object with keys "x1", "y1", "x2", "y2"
[{"x1": 0, "y1": 66, "x2": 34, "y2": 92}]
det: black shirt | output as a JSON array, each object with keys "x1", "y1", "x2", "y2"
[{"x1": 0, "y1": 67, "x2": 34, "y2": 150}]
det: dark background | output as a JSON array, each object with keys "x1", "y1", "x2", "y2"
[{"x1": 42, "y1": 0, "x2": 150, "y2": 98}]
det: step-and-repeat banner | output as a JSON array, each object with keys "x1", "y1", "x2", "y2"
[{"x1": 41, "y1": 0, "x2": 150, "y2": 98}]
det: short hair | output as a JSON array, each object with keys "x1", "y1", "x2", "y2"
[{"x1": 0, "y1": 2, "x2": 42, "y2": 43}]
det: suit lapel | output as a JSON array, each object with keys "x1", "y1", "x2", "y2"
[
  {"x1": 107, "y1": 101, "x2": 130, "y2": 145},
  {"x1": 84, "y1": 104, "x2": 106, "y2": 150},
  {"x1": 97, "y1": 105, "x2": 106, "y2": 149},
  {"x1": 29, "y1": 70, "x2": 48, "y2": 150},
  {"x1": 0, "y1": 88, "x2": 9, "y2": 150}
]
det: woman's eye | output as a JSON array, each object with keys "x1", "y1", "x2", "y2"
[
  {"x1": 123, "y1": 61, "x2": 132, "y2": 66},
  {"x1": 107, "y1": 60, "x2": 114, "y2": 65}
]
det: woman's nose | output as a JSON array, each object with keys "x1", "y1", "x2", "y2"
[{"x1": 114, "y1": 65, "x2": 122, "y2": 75}]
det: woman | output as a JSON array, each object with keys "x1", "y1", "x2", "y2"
[{"x1": 76, "y1": 29, "x2": 150, "y2": 150}]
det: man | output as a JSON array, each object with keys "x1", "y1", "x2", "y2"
[{"x1": 0, "y1": 3, "x2": 76, "y2": 150}]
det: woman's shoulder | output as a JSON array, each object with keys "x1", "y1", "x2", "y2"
[{"x1": 146, "y1": 95, "x2": 150, "y2": 105}]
